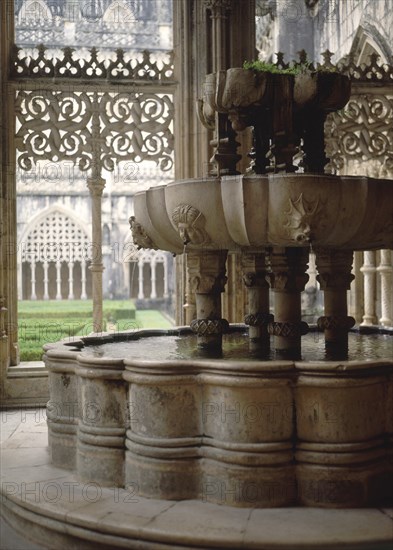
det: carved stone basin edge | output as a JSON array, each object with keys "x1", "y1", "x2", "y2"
[
  {"x1": 132, "y1": 174, "x2": 393, "y2": 252},
  {"x1": 44, "y1": 327, "x2": 393, "y2": 508}
]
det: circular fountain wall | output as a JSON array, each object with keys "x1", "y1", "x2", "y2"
[{"x1": 44, "y1": 326, "x2": 393, "y2": 508}]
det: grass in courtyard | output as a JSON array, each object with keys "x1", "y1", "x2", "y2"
[{"x1": 18, "y1": 300, "x2": 173, "y2": 361}]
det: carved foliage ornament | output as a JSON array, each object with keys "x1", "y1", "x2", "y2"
[{"x1": 172, "y1": 205, "x2": 211, "y2": 246}]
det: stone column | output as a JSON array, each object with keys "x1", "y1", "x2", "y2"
[
  {"x1": 187, "y1": 250, "x2": 228, "y2": 350},
  {"x1": 163, "y1": 256, "x2": 169, "y2": 299},
  {"x1": 137, "y1": 259, "x2": 144, "y2": 299},
  {"x1": 43, "y1": 261, "x2": 49, "y2": 300},
  {"x1": 316, "y1": 249, "x2": 355, "y2": 353},
  {"x1": 80, "y1": 259, "x2": 87, "y2": 300},
  {"x1": 55, "y1": 260, "x2": 62, "y2": 300},
  {"x1": 360, "y1": 251, "x2": 377, "y2": 326},
  {"x1": 267, "y1": 247, "x2": 309, "y2": 357},
  {"x1": 1, "y1": 0, "x2": 18, "y2": 366},
  {"x1": 377, "y1": 249, "x2": 392, "y2": 327},
  {"x1": 67, "y1": 261, "x2": 74, "y2": 300},
  {"x1": 348, "y1": 250, "x2": 364, "y2": 324},
  {"x1": 205, "y1": 0, "x2": 240, "y2": 176},
  {"x1": 241, "y1": 251, "x2": 272, "y2": 351},
  {"x1": 150, "y1": 259, "x2": 157, "y2": 299},
  {"x1": 30, "y1": 260, "x2": 37, "y2": 300},
  {"x1": 87, "y1": 176, "x2": 105, "y2": 332},
  {"x1": 184, "y1": 255, "x2": 196, "y2": 324}
]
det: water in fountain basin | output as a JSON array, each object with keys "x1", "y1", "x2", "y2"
[{"x1": 81, "y1": 330, "x2": 392, "y2": 362}]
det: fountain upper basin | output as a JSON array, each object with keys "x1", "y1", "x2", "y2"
[{"x1": 132, "y1": 174, "x2": 393, "y2": 253}]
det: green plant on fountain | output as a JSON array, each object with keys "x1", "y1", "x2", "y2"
[{"x1": 198, "y1": 52, "x2": 350, "y2": 175}]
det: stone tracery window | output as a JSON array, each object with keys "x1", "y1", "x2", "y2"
[
  {"x1": 20, "y1": 208, "x2": 92, "y2": 300},
  {"x1": 12, "y1": 0, "x2": 175, "y2": 331}
]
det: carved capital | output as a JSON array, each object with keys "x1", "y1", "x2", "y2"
[
  {"x1": 172, "y1": 204, "x2": 211, "y2": 246},
  {"x1": 204, "y1": 0, "x2": 232, "y2": 11},
  {"x1": 241, "y1": 252, "x2": 269, "y2": 288},
  {"x1": 267, "y1": 247, "x2": 309, "y2": 291},
  {"x1": 129, "y1": 216, "x2": 157, "y2": 250},
  {"x1": 187, "y1": 250, "x2": 228, "y2": 294},
  {"x1": 316, "y1": 272, "x2": 355, "y2": 290},
  {"x1": 267, "y1": 271, "x2": 309, "y2": 292},
  {"x1": 315, "y1": 249, "x2": 354, "y2": 290},
  {"x1": 87, "y1": 176, "x2": 105, "y2": 196}
]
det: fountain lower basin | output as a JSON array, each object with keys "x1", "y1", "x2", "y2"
[{"x1": 44, "y1": 327, "x2": 393, "y2": 509}]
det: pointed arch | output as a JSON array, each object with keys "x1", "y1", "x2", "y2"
[
  {"x1": 19, "y1": 205, "x2": 91, "y2": 263},
  {"x1": 18, "y1": 0, "x2": 52, "y2": 23},
  {"x1": 347, "y1": 25, "x2": 392, "y2": 65}
]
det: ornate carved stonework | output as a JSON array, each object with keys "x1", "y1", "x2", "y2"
[
  {"x1": 15, "y1": 90, "x2": 174, "y2": 174},
  {"x1": 244, "y1": 313, "x2": 273, "y2": 327},
  {"x1": 267, "y1": 271, "x2": 309, "y2": 292},
  {"x1": 187, "y1": 250, "x2": 227, "y2": 295},
  {"x1": 317, "y1": 316, "x2": 356, "y2": 330},
  {"x1": 325, "y1": 93, "x2": 393, "y2": 178},
  {"x1": 316, "y1": 249, "x2": 354, "y2": 290},
  {"x1": 11, "y1": 45, "x2": 175, "y2": 82},
  {"x1": 242, "y1": 272, "x2": 268, "y2": 288},
  {"x1": 172, "y1": 205, "x2": 211, "y2": 246},
  {"x1": 267, "y1": 321, "x2": 309, "y2": 337},
  {"x1": 129, "y1": 216, "x2": 157, "y2": 250},
  {"x1": 204, "y1": 0, "x2": 232, "y2": 11},
  {"x1": 284, "y1": 194, "x2": 326, "y2": 244},
  {"x1": 190, "y1": 318, "x2": 229, "y2": 335}
]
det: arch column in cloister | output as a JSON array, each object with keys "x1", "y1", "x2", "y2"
[
  {"x1": 377, "y1": 249, "x2": 393, "y2": 327},
  {"x1": 81, "y1": 259, "x2": 88, "y2": 300},
  {"x1": 360, "y1": 251, "x2": 377, "y2": 326},
  {"x1": 87, "y1": 176, "x2": 105, "y2": 332}
]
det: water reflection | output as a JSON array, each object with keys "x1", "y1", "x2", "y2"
[{"x1": 82, "y1": 330, "x2": 393, "y2": 363}]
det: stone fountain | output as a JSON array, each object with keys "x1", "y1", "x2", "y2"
[{"x1": 44, "y1": 65, "x2": 393, "y2": 510}]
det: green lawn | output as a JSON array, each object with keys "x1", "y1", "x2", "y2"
[{"x1": 18, "y1": 300, "x2": 173, "y2": 361}]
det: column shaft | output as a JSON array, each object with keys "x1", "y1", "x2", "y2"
[
  {"x1": 43, "y1": 261, "x2": 49, "y2": 300},
  {"x1": 377, "y1": 249, "x2": 392, "y2": 327},
  {"x1": 267, "y1": 247, "x2": 309, "y2": 356},
  {"x1": 138, "y1": 260, "x2": 144, "y2": 299},
  {"x1": 360, "y1": 251, "x2": 377, "y2": 326},
  {"x1": 56, "y1": 261, "x2": 62, "y2": 300},
  {"x1": 187, "y1": 250, "x2": 228, "y2": 350},
  {"x1": 316, "y1": 249, "x2": 355, "y2": 353},
  {"x1": 30, "y1": 261, "x2": 37, "y2": 300},
  {"x1": 150, "y1": 260, "x2": 157, "y2": 299},
  {"x1": 241, "y1": 251, "x2": 272, "y2": 350}
]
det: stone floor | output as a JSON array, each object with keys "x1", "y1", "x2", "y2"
[{"x1": 1, "y1": 408, "x2": 392, "y2": 550}]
